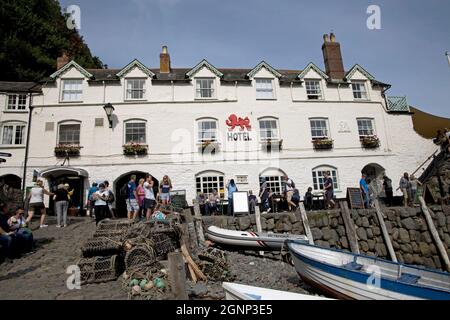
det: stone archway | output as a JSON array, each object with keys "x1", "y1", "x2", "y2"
[
  {"x1": 114, "y1": 171, "x2": 159, "y2": 218},
  {"x1": 361, "y1": 163, "x2": 386, "y2": 196}
]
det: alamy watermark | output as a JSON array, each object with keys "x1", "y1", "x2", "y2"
[
  {"x1": 66, "y1": 265, "x2": 81, "y2": 290},
  {"x1": 65, "y1": 5, "x2": 81, "y2": 30},
  {"x1": 367, "y1": 5, "x2": 381, "y2": 30}
]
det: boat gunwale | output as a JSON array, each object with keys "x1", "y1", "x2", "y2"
[{"x1": 287, "y1": 241, "x2": 450, "y2": 299}]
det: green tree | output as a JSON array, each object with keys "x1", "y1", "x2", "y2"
[{"x1": 0, "y1": 0, "x2": 103, "y2": 81}]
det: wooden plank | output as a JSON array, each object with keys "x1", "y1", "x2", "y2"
[
  {"x1": 254, "y1": 206, "x2": 264, "y2": 256},
  {"x1": 193, "y1": 200, "x2": 205, "y2": 245},
  {"x1": 180, "y1": 243, "x2": 207, "y2": 281},
  {"x1": 374, "y1": 199, "x2": 397, "y2": 262},
  {"x1": 168, "y1": 251, "x2": 189, "y2": 300},
  {"x1": 339, "y1": 201, "x2": 360, "y2": 254},
  {"x1": 299, "y1": 202, "x2": 314, "y2": 245},
  {"x1": 419, "y1": 196, "x2": 450, "y2": 272}
]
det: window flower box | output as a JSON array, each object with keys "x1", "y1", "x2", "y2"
[
  {"x1": 54, "y1": 144, "x2": 82, "y2": 157},
  {"x1": 312, "y1": 138, "x2": 334, "y2": 150},
  {"x1": 123, "y1": 143, "x2": 148, "y2": 155},
  {"x1": 360, "y1": 136, "x2": 380, "y2": 149},
  {"x1": 261, "y1": 139, "x2": 283, "y2": 152}
]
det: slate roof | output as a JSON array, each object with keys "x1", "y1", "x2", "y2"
[{"x1": 0, "y1": 81, "x2": 41, "y2": 93}]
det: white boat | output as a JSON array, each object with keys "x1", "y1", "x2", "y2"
[
  {"x1": 222, "y1": 282, "x2": 333, "y2": 300},
  {"x1": 206, "y1": 226, "x2": 308, "y2": 251},
  {"x1": 287, "y1": 240, "x2": 450, "y2": 300}
]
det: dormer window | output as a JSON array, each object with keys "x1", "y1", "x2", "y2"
[
  {"x1": 62, "y1": 79, "x2": 83, "y2": 102},
  {"x1": 255, "y1": 78, "x2": 274, "y2": 99},
  {"x1": 196, "y1": 78, "x2": 215, "y2": 99},
  {"x1": 305, "y1": 80, "x2": 322, "y2": 100},
  {"x1": 126, "y1": 79, "x2": 146, "y2": 100},
  {"x1": 352, "y1": 81, "x2": 368, "y2": 100}
]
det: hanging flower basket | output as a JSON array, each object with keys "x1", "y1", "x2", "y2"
[
  {"x1": 54, "y1": 145, "x2": 82, "y2": 157},
  {"x1": 261, "y1": 139, "x2": 283, "y2": 152},
  {"x1": 123, "y1": 143, "x2": 148, "y2": 155},
  {"x1": 361, "y1": 136, "x2": 380, "y2": 149},
  {"x1": 312, "y1": 138, "x2": 334, "y2": 150}
]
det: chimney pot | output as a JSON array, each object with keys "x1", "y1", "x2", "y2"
[
  {"x1": 160, "y1": 45, "x2": 171, "y2": 73},
  {"x1": 56, "y1": 52, "x2": 70, "y2": 70},
  {"x1": 330, "y1": 33, "x2": 336, "y2": 42}
]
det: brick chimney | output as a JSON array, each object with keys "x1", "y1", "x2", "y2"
[
  {"x1": 56, "y1": 52, "x2": 70, "y2": 70},
  {"x1": 322, "y1": 33, "x2": 345, "y2": 80},
  {"x1": 160, "y1": 46, "x2": 171, "y2": 73}
]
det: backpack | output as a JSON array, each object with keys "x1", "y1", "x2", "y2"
[
  {"x1": 120, "y1": 184, "x2": 130, "y2": 198},
  {"x1": 108, "y1": 190, "x2": 115, "y2": 203}
]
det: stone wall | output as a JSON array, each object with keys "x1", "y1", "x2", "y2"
[{"x1": 202, "y1": 205, "x2": 450, "y2": 272}]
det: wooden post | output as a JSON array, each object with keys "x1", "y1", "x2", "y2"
[
  {"x1": 299, "y1": 203, "x2": 314, "y2": 245},
  {"x1": 193, "y1": 200, "x2": 205, "y2": 245},
  {"x1": 340, "y1": 201, "x2": 360, "y2": 254},
  {"x1": 255, "y1": 206, "x2": 264, "y2": 256},
  {"x1": 419, "y1": 196, "x2": 450, "y2": 272},
  {"x1": 374, "y1": 199, "x2": 397, "y2": 262},
  {"x1": 168, "y1": 251, "x2": 189, "y2": 300}
]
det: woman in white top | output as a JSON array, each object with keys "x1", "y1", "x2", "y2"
[
  {"x1": 26, "y1": 179, "x2": 54, "y2": 228},
  {"x1": 92, "y1": 183, "x2": 109, "y2": 225}
]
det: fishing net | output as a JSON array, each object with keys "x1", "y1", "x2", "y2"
[
  {"x1": 93, "y1": 229, "x2": 126, "y2": 241},
  {"x1": 195, "y1": 247, "x2": 233, "y2": 282},
  {"x1": 97, "y1": 219, "x2": 136, "y2": 231},
  {"x1": 81, "y1": 237, "x2": 123, "y2": 258},
  {"x1": 77, "y1": 255, "x2": 121, "y2": 285}
]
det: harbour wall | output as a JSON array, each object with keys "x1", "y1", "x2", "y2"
[{"x1": 202, "y1": 205, "x2": 450, "y2": 271}]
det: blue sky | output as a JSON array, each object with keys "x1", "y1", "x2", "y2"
[{"x1": 60, "y1": 0, "x2": 450, "y2": 117}]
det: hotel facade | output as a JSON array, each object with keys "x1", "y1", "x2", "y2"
[{"x1": 0, "y1": 34, "x2": 438, "y2": 214}]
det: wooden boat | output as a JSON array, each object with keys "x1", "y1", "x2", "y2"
[
  {"x1": 287, "y1": 240, "x2": 450, "y2": 300},
  {"x1": 206, "y1": 226, "x2": 308, "y2": 251},
  {"x1": 222, "y1": 282, "x2": 333, "y2": 300}
]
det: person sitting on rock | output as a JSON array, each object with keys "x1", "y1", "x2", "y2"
[{"x1": 8, "y1": 207, "x2": 34, "y2": 253}]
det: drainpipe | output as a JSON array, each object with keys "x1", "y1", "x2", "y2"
[
  {"x1": 171, "y1": 80, "x2": 174, "y2": 101},
  {"x1": 290, "y1": 82, "x2": 293, "y2": 101},
  {"x1": 234, "y1": 81, "x2": 238, "y2": 100},
  {"x1": 22, "y1": 92, "x2": 33, "y2": 194}
]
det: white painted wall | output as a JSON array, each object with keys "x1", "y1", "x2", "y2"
[{"x1": 23, "y1": 64, "x2": 437, "y2": 206}]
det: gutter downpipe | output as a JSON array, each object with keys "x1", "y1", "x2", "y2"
[{"x1": 22, "y1": 92, "x2": 33, "y2": 195}]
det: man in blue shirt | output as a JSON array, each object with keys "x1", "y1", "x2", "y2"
[
  {"x1": 127, "y1": 175, "x2": 139, "y2": 220},
  {"x1": 360, "y1": 174, "x2": 370, "y2": 209}
]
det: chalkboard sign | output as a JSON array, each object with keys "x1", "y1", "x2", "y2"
[
  {"x1": 347, "y1": 188, "x2": 364, "y2": 209},
  {"x1": 170, "y1": 190, "x2": 188, "y2": 208},
  {"x1": 232, "y1": 191, "x2": 250, "y2": 215}
]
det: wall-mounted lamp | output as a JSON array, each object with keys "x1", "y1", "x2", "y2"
[
  {"x1": 103, "y1": 103, "x2": 115, "y2": 128},
  {"x1": 446, "y1": 51, "x2": 450, "y2": 67}
]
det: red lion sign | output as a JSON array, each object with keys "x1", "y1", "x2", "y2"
[{"x1": 226, "y1": 114, "x2": 252, "y2": 131}]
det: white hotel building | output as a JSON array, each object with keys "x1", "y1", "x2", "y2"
[{"x1": 0, "y1": 34, "x2": 437, "y2": 214}]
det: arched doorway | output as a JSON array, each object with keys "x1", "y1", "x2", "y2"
[
  {"x1": 114, "y1": 171, "x2": 159, "y2": 218},
  {"x1": 0, "y1": 174, "x2": 22, "y2": 189},
  {"x1": 361, "y1": 163, "x2": 386, "y2": 196},
  {"x1": 40, "y1": 167, "x2": 88, "y2": 214}
]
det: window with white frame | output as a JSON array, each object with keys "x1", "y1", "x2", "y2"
[
  {"x1": 259, "y1": 118, "x2": 279, "y2": 141},
  {"x1": 312, "y1": 167, "x2": 339, "y2": 191},
  {"x1": 62, "y1": 79, "x2": 83, "y2": 102},
  {"x1": 126, "y1": 79, "x2": 146, "y2": 100},
  {"x1": 58, "y1": 123, "x2": 81, "y2": 145},
  {"x1": 352, "y1": 82, "x2": 368, "y2": 100},
  {"x1": 310, "y1": 118, "x2": 329, "y2": 139},
  {"x1": 1, "y1": 123, "x2": 26, "y2": 145},
  {"x1": 196, "y1": 173, "x2": 225, "y2": 199},
  {"x1": 255, "y1": 78, "x2": 274, "y2": 99},
  {"x1": 305, "y1": 80, "x2": 322, "y2": 100},
  {"x1": 125, "y1": 121, "x2": 146, "y2": 144},
  {"x1": 7, "y1": 94, "x2": 27, "y2": 110},
  {"x1": 260, "y1": 176, "x2": 283, "y2": 194},
  {"x1": 357, "y1": 118, "x2": 375, "y2": 137},
  {"x1": 195, "y1": 78, "x2": 215, "y2": 98},
  {"x1": 197, "y1": 119, "x2": 218, "y2": 143}
]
